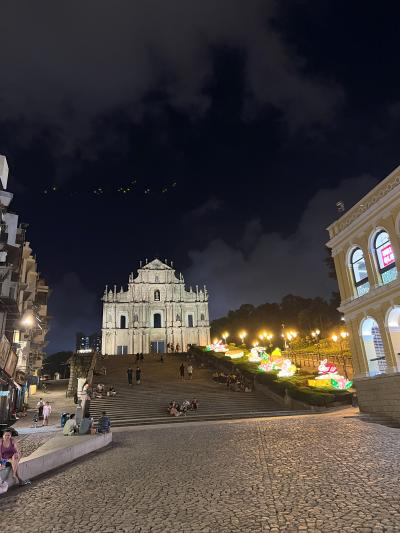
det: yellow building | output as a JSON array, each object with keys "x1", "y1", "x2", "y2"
[{"x1": 327, "y1": 165, "x2": 400, "y2": 422}]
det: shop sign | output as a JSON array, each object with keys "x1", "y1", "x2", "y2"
[{"x1": 381, "y1": 244, "x2": 395, "y2": 267}]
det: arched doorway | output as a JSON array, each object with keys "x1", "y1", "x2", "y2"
[
  {"x1": 387, "y1": 307, "x2": 400, "y2": 370},
  {"x1": 361, "y1": 317, "x2": 387, "y2": 375}
]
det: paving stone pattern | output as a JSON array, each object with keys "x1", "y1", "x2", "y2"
[{"x1": 2, "y1": 414, "x2": 400, "y2": 532}]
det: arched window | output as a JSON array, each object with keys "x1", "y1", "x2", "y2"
[
  {"x1": 188, "y1": 315, "x2": 194, "y2": 328},
  {"x1": 120, "y1": 315, "x2": 127, "y2": 329},
  {"x1": 133, "y1": 314, "x2": 138, "y2": 323},
  {"x1": 154, "y1": 289, "x2": 160, "y2": 301},
  {"x1": 154, "y1": 313, "x2": 162, "y2": 328},
  {"x1": 374, "y1": 231, "x2": 397, "y2": 285},
  {"x1": 387, "y1": 307, "x2": 400, "y2": 370},
  {"x1": 361, "y1": 317, "x2": 387, "y2": 375},
  {"x1": 200, "y1": 313, "x2": 205, "y2": 321},
  {"x1": 350, "y1": 248, "x2": 369, "y2": 296}
]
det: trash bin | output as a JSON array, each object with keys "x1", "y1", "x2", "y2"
[{"x1": 60, "y1": 413, "x2": 70, "y2": 428}]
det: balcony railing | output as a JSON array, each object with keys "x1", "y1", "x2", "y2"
[{"x1": 0, "y1": 280, "x2": 18, "y2": 303}]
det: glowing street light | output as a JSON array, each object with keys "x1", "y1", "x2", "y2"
[
  {"x1": 222, "y1": 331, "x2": 229, "y2": 343},
  {"x1": 239, "y1": 330, "x2": 247, "y2": 344},
  {"x1": 340, "y1": 331, "x2": 349, "y2": 339},
  {"x1": 252, "y1": 341, "x2": 259, "y2": 347}
]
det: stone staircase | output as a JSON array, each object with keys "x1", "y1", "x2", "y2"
[{"x1": 90, "y1": 353, "x2": 292, "y2": 427}]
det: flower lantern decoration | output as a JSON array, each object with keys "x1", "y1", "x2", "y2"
[{"x1": 308, "y1": 358, "x2": 353, "y2": 390}]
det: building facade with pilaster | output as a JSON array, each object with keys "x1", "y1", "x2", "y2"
[
  {"x1": 101, "y1": 259, "x2": 210, "y2": 355},
  {"x1": 327, "y1": 164, "x2": 400, "y2": 421}
]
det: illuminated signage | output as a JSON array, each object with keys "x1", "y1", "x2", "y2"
[{"x1": 381, "y1": 244, "x2": 395, "y2": 267}]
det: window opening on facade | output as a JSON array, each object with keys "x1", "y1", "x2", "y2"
[
  {"x1": 350, "y1": 248, "x2": 370, "y2": 297},
  {"x1": 153, "y1": 313, "x2": 162, "y2": 328},
  {"x1": 361, "y1": 317, "x2": 387, "y2": 375},
  {"x1": 188, "y1": 314, "x2": 194, "y2": 328},
  {"x1": 154, "y1": 289, "x2": 160, "y2": 301},
  {"x1": 200, "y1": 313, "x2": 205, "y2": 321},
  {"x1": 117, "y1": 345, "x2": 128, "y2": 355},
  {"x1": 120, "y1": 315, "x2": 127, "y2": 329},
  {"x1": 374, "y1": 230, "x2": 397, "y2": 285}
]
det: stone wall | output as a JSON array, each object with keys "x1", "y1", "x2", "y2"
[{"x1": 355, "y1": 373, "x2": 400, "y2": 421}]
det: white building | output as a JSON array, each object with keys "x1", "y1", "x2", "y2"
[{"x1": 101, "y1": 259, "x2": 211, "y2": 354}]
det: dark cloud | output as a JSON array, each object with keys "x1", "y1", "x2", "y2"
[
  {"x1": 47, "y1": 272, "x2": 101, "y2": 353},
  {"x1": 0, "y1": 0, "x2": 343, "y2": 154},
  {"x1": 186, "y1": 175, "x2": 378, "y2": 318}
]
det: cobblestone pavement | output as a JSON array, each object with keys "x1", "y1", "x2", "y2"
[
  {"x1": 1, "y1": 414, "x2": 400, "y2": 532},
  {"x1": 16, "y1": 432, "x2": 56, "y2": 458}
]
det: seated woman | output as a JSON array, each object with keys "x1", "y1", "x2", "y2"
[
  {"x1": 169, "y1": 405, "x2": 180, "y2": 417},
  {"x1": 107, "y1": 387, "x2": 117, "y2": 397},
  {"x1": 0, "y1": 429, "x2": 30, "y2": 486}
]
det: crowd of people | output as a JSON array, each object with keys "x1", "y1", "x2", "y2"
[
  {"x1": 168, "y1": 399, "x2": 198, "y2": 417},
  {"x1": 212, "y1": 372, "x2": 253, "y2": 392},
  {"x1": 61, "y1": 410, "x2": 111, "y2": 436}
]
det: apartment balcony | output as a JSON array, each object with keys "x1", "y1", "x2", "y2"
[{"x1": 0, "y1": 280, "x2": 19, "y2": 309}]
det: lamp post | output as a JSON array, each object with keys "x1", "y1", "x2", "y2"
[
  {"x1": 222, "y1": 332, "x2": 229, "y2": 345},
  {"x1": 239, "y1": 330, "x2": 247, "y2": 346},
  {"x1": 331, "y1": 331, "x2": 349, "y2": 378},
  {"x1": 311, "y1": 329, "x2": 321, "y2": 357}
]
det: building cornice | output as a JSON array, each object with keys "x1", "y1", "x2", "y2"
[{"x1": 327, "y1": 165, "x2": 400, "y2": 247}]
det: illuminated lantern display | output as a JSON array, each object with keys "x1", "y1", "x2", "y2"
[
  {"x1": 248, "y1": 346, "x2": 267, "y2": 362},
  {"x1": 277, "y1": 359, "x2": 297, "y2": 378},
  {"x1": 225, "y1": 348, "x2": 244, "y2": 359},
  {"x1": 258, "y1": 356, "x2": 296, "y2": 377},
  {"x1": 308, "y1": 358, "x2": 353, "y2": 390},
  {"x1": 205, "y1": 340, "x2": 228, "y2": 353}
]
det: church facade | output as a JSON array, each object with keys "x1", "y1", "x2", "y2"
[{"x1": 101, "y1": 259, "x2": 211, "y2": 355}]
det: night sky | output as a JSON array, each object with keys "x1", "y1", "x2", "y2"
[{"x1": 0, "y1": 1, "x2": 399, "y2": 352}]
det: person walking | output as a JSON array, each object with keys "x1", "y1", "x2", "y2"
[
  {"x1": 37, "y1": 398, "x2": 44, "y2": 422},
  {"x1": 136, "y1": 366, "x2": 142, "y2": 384},
  {"x1": 187, "y1": 364, "x2": 193, "y2": 380},
  {"x1": 127, "y1": 367, "x2": 133, "y2": 385},
  {"x1": 135, "y1": 353, "x2": 140, "y2": 363},
  {"x1": 140, "y1": 353, "x2": 144, "y2": 362},
  {"x1": 42, "y1": 401, "x2": 52, "y2": 426},
  {"x1": 179, "y1": 363, "x2": 185, "y2": 380}
]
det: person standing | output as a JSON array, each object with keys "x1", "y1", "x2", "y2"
[
  {"x1": 42, "y1": 401, "x2": 52, "y2": 426},
  {"x1": 179, "y1": 363, "x2": 185, "y2": 380},
  {"x1": 187, "y1": 364, "x2": 193, "y2": 380},
  {"x1": 140, "y1": 353, "x2": 144, "y2": 362},
  {"x1": 136, "y1": 366, "x2": 142, "y2": 384},
  {"x1": 135, "y1": 353, "x2": 140, "y2": 363},
  {"x1": 37, "y1": 398, "x2": 44, "y2": 421},
  {"x1": 127, "y1": 367, "x2": 133, "y2": 385}
]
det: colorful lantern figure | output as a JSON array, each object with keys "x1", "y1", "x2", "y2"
[
  {"x1": 277, "y1": 359, "x2": 297, "y2": 378},
  {"x1": 308, "y1": 358, "x2": 353, "y2": 390},
  {"x1": 258, "y1": 361, "x2": 274, "y2": 372},
  {"x1": 205, "y1": 340, "x2": 228, "y2": 353},
  {"x1": 258, "y1": 357, "x2": 296, "y2": 377},
  {"x1": 226, "y1": 348, "x2": 244, "y2": 359},
  {"x1": 248, "y1": 346, "x2": 267, "y2": 363}
]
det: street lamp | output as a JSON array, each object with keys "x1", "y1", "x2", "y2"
[
  {"x1": 311, "y1": 329, "x2": 321, "y2": 356},
  {"x1": 332, "y1": 331, "x2": 349, "y2": 378},
  {"x1": 222, "y1": 331, "x2": 229, "y2": 344},
  {"x1": 239, "y1": 330, "x2": 247, "y2": 345}
]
